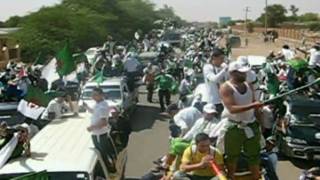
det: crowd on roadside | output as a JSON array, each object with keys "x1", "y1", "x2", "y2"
[{"x1": 1, "y1": 24, "x2": 320, "y2": 179}]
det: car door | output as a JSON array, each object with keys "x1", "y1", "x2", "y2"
[{"x1": 122, "y1": 84, "x2": 131, "y2": 111}]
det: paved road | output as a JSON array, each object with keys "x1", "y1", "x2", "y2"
[{"x1": 125, "y1": 34, "x2": 315, "y2": 179}]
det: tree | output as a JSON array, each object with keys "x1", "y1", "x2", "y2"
[
  {"x1": 256, "y1": 4, "x2": 287, "y2": 27},
  {"x1": 156, "y1": 5, "x2": 187, "y2": 27},
  {"x1": 14, "y1": 5, "x2": 110, "y2": 62},
  {"x1": 298, "y1": 13, "x2": 319, "y2": 22},
  {"x1": 10, "y1": 0, "x2": 184, "y2": 62},
  {"x1": 289, "y1": 5, "x2": 299, "y2": 17},
  {"x1": 4, "y1": 16, "x2": 24, "y2": 27}
]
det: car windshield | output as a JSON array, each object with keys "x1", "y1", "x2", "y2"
[
  {"x1": 0, "y1": 171, "x2": 90, "y2": 180},
  {"x1": 82, "y1": 85, "x2": 121, "y2": 100},
  {"x1": 292, "y1": 113, "x2": 320, "y2": 124}
]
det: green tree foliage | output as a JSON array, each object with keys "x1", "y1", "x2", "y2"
[
  {"x1": 155, "y1": 5, "x2": 186, "y2": 27},
  {"x1": 256, "y1": 4, "x2": 287, "y2": 27},
  {"x1": 14, "y1": 5, "x2": 110, "y2": 62},
  {"x1": 4, "y1": 16, "x2": 24, "y2": 27},
  {"x1": 11, "y1": 0, "x2": 183, "y2": 62},
  {"x1": 298, "y1": 13, "x2": 319, "y2": 22}
]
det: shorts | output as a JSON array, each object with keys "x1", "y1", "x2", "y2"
[{"x1": 224, "y1": 121, "x2": 261, "y2": 166}]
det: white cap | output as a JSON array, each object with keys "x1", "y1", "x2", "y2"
[
  {"x1": 16, "y1": 123, "x2": 30, "y2": 133},
  {"x1": 229, "y1": 61, "x2": 250, "y2": 73},
  {"x1": 237, "y1": 56, "x2": 250, "y2": 68},
  {"x1": 203, "y1": 103, "x2": 217, "y2": 114}
]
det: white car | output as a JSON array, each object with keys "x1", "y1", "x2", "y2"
[
  {"x1": 247, "y1": 56, "x2": 267, "y2": 73},
  {"x1": 79, "y1": 77, "x2": 137, "y2": 116},
  {"x1": 0, "y1": 114, "x2": 127, "y2": 180}
]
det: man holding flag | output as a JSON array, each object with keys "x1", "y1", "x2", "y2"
[
  {"x1": 174, "y1": 133, "x2": 224, "y2": 180},
  {"x1": 220, "y1": 61, "x2": 263, "y2": 180},
  {"x1": 38, "y1": 92, "x2": 74, "y2": 129}
]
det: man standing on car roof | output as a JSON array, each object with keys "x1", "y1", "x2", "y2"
[
  {"x1": 220, "y1": 61, "x2": 263, "y2": 180},
  {"x1": 84, "y1": 87, "x2": 117, "y2": 173},
  {"x1": 202, "y1": 48, "x2": 228, "y2": 116}
]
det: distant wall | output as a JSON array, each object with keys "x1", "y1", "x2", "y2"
[{"x1": 232, "y1": 25, "x2": 320, "y2": 45}]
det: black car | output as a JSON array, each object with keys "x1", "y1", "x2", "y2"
[{"x1": 277, "y1": 96, "x2": 320, "y2": 160}]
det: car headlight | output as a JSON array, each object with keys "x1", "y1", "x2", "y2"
[{"x1": 285, "y1": 137, "x2": 307, "y2": 145}]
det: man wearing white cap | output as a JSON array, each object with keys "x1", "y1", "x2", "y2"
[
  {"x1": 202, "y1": 49, "x2": 228, "y2": 115},
  {"x1": 220, "y1": 61, "x2": 263, "y2": 180},
  {"x1": 183, "y1": 103, "x2": 220, "y2": 141},
  {"x1": 237, "y1": 56, "x2": 260, "y2": 99}
]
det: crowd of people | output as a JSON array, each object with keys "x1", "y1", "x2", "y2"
[
  {"x1": 0, "y1": 23, "x2": 320, "y2": 179},
  {"x1": 140, "y1": 27, "x2": 320, "y2": 180}
]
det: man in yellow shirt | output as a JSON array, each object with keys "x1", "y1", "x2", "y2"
[{"x1": 174, "y1": 133, "x2": 224, "y2": 180}]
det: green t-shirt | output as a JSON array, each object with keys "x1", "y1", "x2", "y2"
[{"x1": 155, "y1": 74, "x2": 174, "y2": 90}]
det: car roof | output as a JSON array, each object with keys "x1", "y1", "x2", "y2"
[
  {"x1": 247, "y1": 56, "x2": 266, "y2": 66},
  {"x1": 0, "y1": 113, "x2": 97, "y2": 174},
  {"x1": 85, "y1": 77, "x2": 123, "y2": 87}
]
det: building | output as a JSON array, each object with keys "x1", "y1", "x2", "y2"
[
  {"x1": 0, "y1": 28, "x2": 21, "y2": 69},
  {"x1": 219, "y1": 17, "x2": 232, "y2": 27}
]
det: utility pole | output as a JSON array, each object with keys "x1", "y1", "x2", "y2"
[
  {"x1": 244, "y1": 6, "x2": 250, "y2": 33},
  {"x1": 265, "y1": 0, "x2": 268, "y2": 34},
  {"x1": 244, "y1": 6, "x2": 250, "y2": 47}
]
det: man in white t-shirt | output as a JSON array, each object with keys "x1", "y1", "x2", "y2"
[
  {"x1": 84, "y1": 87, "x2": 117, "y2": 173},
  {"x1": 202, "y1": 49, "x2": 228, "y2": 115},
  {"x1": 308, "y1": 44, "x2": 320, "y2": 67},
  {"x1": 281, "y1": 45, "x2": 295, "y2": 60},
  {"x1": 173, "y1": 106, "x2": 203, "y2": 136},
  {"x1": 39, "y1": 92, "x2": 74, "y2": 129}
]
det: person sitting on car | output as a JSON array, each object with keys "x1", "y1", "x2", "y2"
[
  {"x1": 109, "y1": 108, "x2": 132, "y2": 152},
  {"x1": 173, "y1": 133, "x2": 224, "y2": 180},
  {"x1": 0, "y1": 122, "x2": 14, "y2": 149},
  {"x1": 9, "y1": 123, "x2": 31, "y2": 161},
  {"x1": 300, "y1": 167, "x2": 320, "y2": 180},
  {"x1": 38, "y1": 92, "x2": 74, "y2": 129}
]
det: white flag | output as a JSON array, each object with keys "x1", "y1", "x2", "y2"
[
  {"x1": 18, "y1": 100, "x2": 46, "y2": 120},
  {"x1": 41, "y1": 58, "x2": 60, "y2": 90},
  {"x1": 0, "y1": 133, "x2": 18, "y2": 168}
]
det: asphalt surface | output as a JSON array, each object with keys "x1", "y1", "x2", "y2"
[{"x1": 125, "y1": 34, "x2": 318, "y2": 179}]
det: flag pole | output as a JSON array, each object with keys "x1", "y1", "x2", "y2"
[
  {"x1": 210, "y1": 161, "x2": 227, "y2": 180},
  {"x1": 263, "y1": 78, "x2": 320, "y2": 104}
]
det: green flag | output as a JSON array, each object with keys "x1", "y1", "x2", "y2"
[
  {"x1": 93, "y1": 71, "x2": 106, "y2": 84},
  {"x1": 56, "y1": 42, "x2": 76, "y2": 76},
  {"x1": 11, "y1": 171, "x2": 49, "y2": 180},
  {"x1": 25, "y1": 85, "x2": 52, "y2": 107},
  {"x1": 263, "y1": 63, "x2": 280, "y2": 95},
  {"x1": 287, "y1": 59, "x2": 308, "y2": 72},
  {"x1": 34, "y1": 52, "x2": 46, "y2": 65}
]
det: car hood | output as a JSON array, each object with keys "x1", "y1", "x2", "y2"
[
  {"x1": 288, "y1": 125, "x2": 320, "y2": 145},
  {"x1": 79, "y1": 99, "x2": 122, "y2": 109}
]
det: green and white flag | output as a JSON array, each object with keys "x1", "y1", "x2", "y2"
[
  {"x1": 18, "y1": 99, "x2": 46, "y2": 120},
  {"x1": 56, "y1": 42, "x2": 76, "y2": 76}
]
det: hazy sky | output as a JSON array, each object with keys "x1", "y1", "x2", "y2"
[{"x1": 0, "y1": 0, "x2": 319, "y2": 22}]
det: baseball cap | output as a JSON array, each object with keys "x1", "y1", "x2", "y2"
[
  {"x1": 203, "y1": 103, "x2": 217, "y2": 114},
  {"x1": 228, "y1": 61, "x2": 250, "y2": 73}
]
